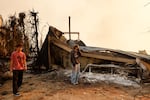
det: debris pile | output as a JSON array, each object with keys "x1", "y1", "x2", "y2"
[
  {"x1": 36, "y1": 26, "x2": 150, "y2": 84},
  {"x1": 0, "y1": 12, "x2": 150, "y2": 85},
  {"x1": 0, "y1": 61, "x2": 11, "y2": 86}
]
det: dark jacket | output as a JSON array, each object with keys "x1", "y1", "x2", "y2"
[{"x1": 70, "y1": 50, "x2": 81, "y2": 66}]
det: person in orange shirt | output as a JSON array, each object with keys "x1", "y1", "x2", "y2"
[{"x1": 10, "y1": 43, "x2": 27, "y2": 96}]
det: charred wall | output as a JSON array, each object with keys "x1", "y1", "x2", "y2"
[{"x1": 50, "y1": 42, "x2": 71, "y2": 68}]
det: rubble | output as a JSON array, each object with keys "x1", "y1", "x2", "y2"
[
  {"x1": 63, "y1": 69, "x2": 140, "y2": 87},
  {"x1": 0, "y1": 12, "x2": 150, "y2": 100},
  {"x1": 0, "y1": 60, "x2": 10, "y2": 85},
  {"x1": 36, "y1": 26, "x2": 150, "y2": 84}
]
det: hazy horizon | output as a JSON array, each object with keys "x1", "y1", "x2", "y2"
[{"x1": 0, "y1": 0, "x2": 150, "y2": 53}]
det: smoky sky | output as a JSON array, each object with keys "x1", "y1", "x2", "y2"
[{"x1": 0, "y1": 0, "x2": 150, "y2": 53}]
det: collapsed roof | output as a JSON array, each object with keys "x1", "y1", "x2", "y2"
[{"x1": 36, "y1": 26, "x2": 150, "y2": 82}]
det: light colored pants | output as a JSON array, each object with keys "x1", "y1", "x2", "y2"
[{"x1": 71, "y1": 63, "x2": 80, "y2": 84}]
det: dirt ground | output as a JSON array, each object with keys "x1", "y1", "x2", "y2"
[{"x1": 0, "y1": 70, "x2": 150, "y2": 100}]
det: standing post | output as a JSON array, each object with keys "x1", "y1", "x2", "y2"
[
  {"x1": 48, "y1": 35, "x2": 51, "y2": 69},
  {"x1": 34, "y1": 13, "x2": 39, "y2": 56},
  {"x1": 69, "y1": 16, "x2": 71, "y2": 40},
  {"x1": 30, "y1": 11, "x2": 39, "y2": 58}
]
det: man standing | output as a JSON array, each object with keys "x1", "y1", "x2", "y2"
[
  {"x1": 70, "y1": 45, "x2": 81, "y2": 85},
  {"x1": 10, "y1": 43, "x2": 27, "y2": 96}
]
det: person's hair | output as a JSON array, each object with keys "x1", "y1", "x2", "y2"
[
  {"x1": 16, "y1": 43, "x2": 23, "y2": 47},
  {"x1": 73, "y1": 44, "x2": 79, "y2": 50}
]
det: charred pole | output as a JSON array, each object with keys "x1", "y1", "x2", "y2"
[
  {"x1": 69, "y1": 16, "x2": 71, "y2": 40},
  {"x1": 30, "y1": 11, "x2": 39, "y2": 57},
  {"x1": 18, "y1": 12, "x2": 26, "y2": 37}
]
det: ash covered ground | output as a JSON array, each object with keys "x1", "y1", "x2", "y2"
[{"x1": 0, "y1": 69, "x2": 150, "y2": 100}]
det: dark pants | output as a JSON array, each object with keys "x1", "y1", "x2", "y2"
[{"x1": 13, "y1": 70, "x2": 23, "y2": 94}]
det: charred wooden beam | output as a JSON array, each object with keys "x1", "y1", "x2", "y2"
[
  {"x1": 52, "y1": 40, "x2": 135, "y2": 64},
  {"x1": 82, "y1": 52, "x2": 136, "y2": 64}
]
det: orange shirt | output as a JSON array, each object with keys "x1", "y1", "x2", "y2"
[{"x1": 11, "y1": 51, "x2": 26, "y2": 70}]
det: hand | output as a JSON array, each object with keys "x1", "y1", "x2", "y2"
[
  {"x1": 10, "y1": 69, "x2": 12, "y2": 72},
  {"x1": 24, "y1": 66, "x2": 27, "y2": 71}
]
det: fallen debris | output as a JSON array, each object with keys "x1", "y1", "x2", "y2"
[
  {"x1": 36, "y1": 26, "x2": 150, "y2": 83},
  {"x1": 63, "y1": 69, "x2": 140, "y2": 87}
]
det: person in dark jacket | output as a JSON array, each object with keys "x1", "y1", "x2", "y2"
[{"x1": 70, "y1": 44, "x2": 81, "y2": 85}]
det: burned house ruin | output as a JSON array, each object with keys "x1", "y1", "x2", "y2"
[
  {"x1": 0, "y1": 11, "x2": 150, "y2": 84},
  {"x1": 36, "y1": 26, "x2": 150, "y2": 83}
]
